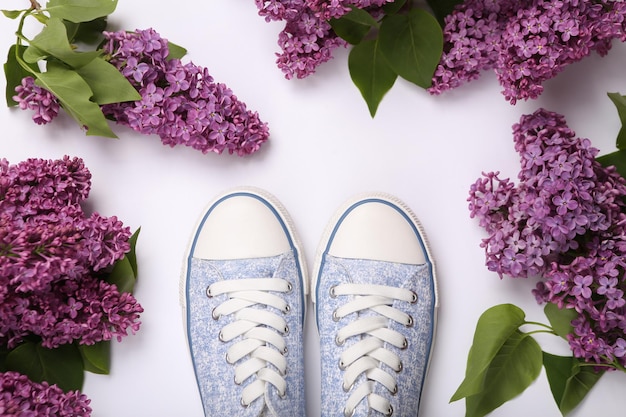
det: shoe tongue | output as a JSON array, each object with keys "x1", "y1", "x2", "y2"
[
  {"x1": 332, "y1": 256, "x2": 420, "y2": 289},
  {"x1": 208, "y1": 254, "x2": 285, "y2": 280}
]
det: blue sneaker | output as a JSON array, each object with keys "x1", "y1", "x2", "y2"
[
  {"x1": 181, "y1": 187, "x2": 307, "y2": 416},
  {"x1": 312, "y1": 193, "x2": 438, "y2": 417}
]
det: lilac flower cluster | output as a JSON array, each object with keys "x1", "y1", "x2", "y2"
[
  {"x1": 254, "y1": 0, "x2": 347, "y2": 79},
  {"x1": 430, "y1": 0, "x2": 626, "y2": 104},
  {"x1": 468, "y1": 109, "x2": 626, "y2": 367},
  {"x1": 305, "y1": 0, "x2": 392, "y2": 20},
  {"x1": 12, "y1": 76, "x2": 60, "y2": 125},
  {"x1": 101, "y1": 28, "x2": 268, "y2": 156},
  {"x1": 0, "y1": 156, "x2": 143, "y2": 349},
  {"x1": 0, "y1": 371, "x2": 92, "y2": 417}
]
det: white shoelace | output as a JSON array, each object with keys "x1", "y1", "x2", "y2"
[
  {"x1": 207, "y1": 277, "x2": 293, "y2": 407},
  {"x1": 330, "y1": 283, "x2": 418, "y2": 417}
]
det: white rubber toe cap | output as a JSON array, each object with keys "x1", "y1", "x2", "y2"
[
  {"x1": 192, "y1": 191, "x2": 291, "y2": 260},
  {"x1": 326, "y1": 196, "x2": 428, "y2": 265}
]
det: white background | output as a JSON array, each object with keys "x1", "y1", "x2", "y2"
[{"x1": 3, "y1": 1, "x2": 626, "y2": 416}]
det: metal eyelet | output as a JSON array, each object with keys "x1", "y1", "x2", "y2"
[
  {"x1": 390, "y1": 384, "x2": 398, "y2": 395},
  {"x1": 286, "y1": 282, "x2": 293, "y2": 293},
  {"x1": 332, "y1": 310, "x2": 341, "y2": 322},
  {"x1": 284, "y1": 305, "x2": 291, "y2": 314},
  {"x1": 234, "y1": 376, "x2": 242, "y2": 386},
  {"x1": 206, "y1": 286, "x2": 213, "y2": 298},
  {"x1": 344, "y1": 407, "x2": 355, "y2": 417},
  {"x1": 225, "y1": 353, "x2": 233, "y2": 364},
  {"x1": 335, "y1": 335, "x2": 345, "y2": 346},
  {"x1": 395, "y1": 362, "x2": 403, "y2": 373},
  {"x1": 329, "y1": 286, "x2": 337, "y2": 298},
  {"x1": 405, "y1": 315, "x2": 414, "y2": 327},
  {"x1": 211, "y1": 308, "x2": 220, "y2": 320},
  {"x1": 283, "y1": 346, "x2": 289, "y2": 355},
  {"x1": 410, "y1": 291, "x2": 418, "y2": 303},
  {"x1": 386, "y1": 405, "x2": 394, "y2": 416},
  {"x1": 401, "y1": 338, "x2": 408, "y2": 350},
  {"x1": 283, "y1": 325, "x2": 289, "y2": 335},
  {"x1": 240, "y1": 398, "x2": 249, "y2": 408},
  {"x1": 338, "y1": 359, "x2": 346, "y2": 370},
  {"x1": 219, "y1": 331, "x2": 226, "y2": 342}
]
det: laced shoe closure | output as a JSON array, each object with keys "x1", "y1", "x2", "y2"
[
  {"x1": 181, "y1": 188, "x2": 307, "y2": 417},
  {"x1": 313, "y1": 194, "x2": 438, "y2": 417}
]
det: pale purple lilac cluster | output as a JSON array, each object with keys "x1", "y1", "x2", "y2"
[
  {"x1": 430, "y1": 0, "x2": 626, "y2": 103},
  {"x1": 468, "y1": 109, "x2": 626, "y2": 367},
  {"x1": 0, "y1": 371, "x2": 92, "y2": 416},
  {"x1": 101, "y1": 28, "x2": 269, "y2": 155},
  {"x1": 254, "y1": 0, "x2": 347, "y2": 79},
  {"x1": 0, "y1": 156, "x2": 143, "y2": 350},
  {"x1": 12, "y1": 76, "x2": 60, "y2": 125}
]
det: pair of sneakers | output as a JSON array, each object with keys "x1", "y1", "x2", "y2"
[{"x1": 181, "y1": 187, "x2": 438, "y2": 417}]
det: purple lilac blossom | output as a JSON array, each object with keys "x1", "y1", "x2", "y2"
[
  {"x1": 254, "y1": 0, "x2": 346, "y2": 79},
  {"x1": 12, "y1": 76, "x2": 60, "y2": 125},
  {"x1": 430, "y1": 0, "x2": 626, "y2": 104},
  {"x1": 468, "y1": 109, "x2": 626, "y2": 367},
  {"x1": 0, "y1": 157, "x2": 143, "y2": 349},
  {"x1": 101, "y1": 28, "x2": 268, "y2": 156},
  {"x1": 0, "y1": 371, "x2": 92, "y2": 416}
]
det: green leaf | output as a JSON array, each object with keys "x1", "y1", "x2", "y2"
[
  {"x1": 608, "y1": 92, "x2": 626, "y2": 150},
  {"x1": 2, "y1": 9, "x2": 24, "y2": 19},
  {"x1": 451, "y1": 304, "x2": 527, "y2": 402},
  {"x1": 35, "y1": 62, "x2": 117, "y2": 138},
  {"x1": 0, "y1": 347, "x2": 8, "y2": 371},
  {"x1": 378, "y1": 8, "x2": 443, "y2": 88},
  {"x1": 465, "y1": 330, "x2": 542, "y2": 417},
  {"x1": 24, "y1": 17, "x2": 101, "y2": 68},
  {"x1": 72, "y1": 17, "x2": 108, "y2": 44},
  {"x1": 4, "y1": 44, "x2": 38, "y2": 106},
  {"x1": 425, "y1": 0, "x2": 463, "y2": 25},
  {"x1": 382, "y1": 0, "x2": 407, "y2": 15},
  {"x1": 106, "y1": 228, "x2": 140, "y2": 293},
  {"x1": 46, "y1": 0, "x2": 117, "y2": 23},
  {"x1": 348, "y1": 38, "x2": 397, "y2": 117},
  {"x1": 75, "y1": 57, "x2": 140, "y2": 105},
  {"x1": 330, "y1": 7, "x2": 378, "y2": 45},
  {"x1": 544, "y1": 303, "x2": 577, "y2": 340},
  {"x1": 6, "y1": 341, "x2": 85, "y2": 392},
  {"x1": 167, "y1": 41, "x2": 187, "y2": 60},
  {"x1": 543, "y1": 352, "x2": 604, "y2": 416},
  {"x1": 78, "y1": 341, "x2": 110, "y2": 374},
  {"x1": 597, "y1": 149, "x2": 626, "y2": 179}
]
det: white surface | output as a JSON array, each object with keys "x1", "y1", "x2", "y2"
[{"x1": 2, "y1": 2, "x2": 626, "y2": 416}]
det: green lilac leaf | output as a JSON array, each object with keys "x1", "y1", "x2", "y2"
[
  {"x1": 78, "y1": 341, "x2": 110, "y2": 374},
  {"x1": 465, "y1": 330, "x2": 542, "y2": 417},
  {"x1": 167, "y1": 41, "x2": 188, "y2": 60},
  {"x1": 348, "y1": 38, "x2": 397, "y2": 117},
  {"x1": 450, "y1": 304, "x2": 526, "y2": 402},
  {"x1": 4, "y1": 44, "x2": 38, "y2": 106},
  {"x1": 543, "y1": 352, "x2": 604, "y2": 416},
  {"x1": 378, "y1": 8, "x2": 442, "y2": 88},
  {"x1": 544, "y1": 303, "x2": 577, "y2": 340},
  {"x1": 330, "y1": 7, "x2": 377, "y2": 45},
  {"x1": 0, "y1": 347, "x2": 8, "y2": 371},
  {"x1": 106, "y1": 228, "x2": 140, "y2": 293},
  {"x1": 382, "y1": 0, "x2": 407, "y2": 15},
  {"x1": 597, "y1": 149, "x2": 626, "y2": 180},
  {"x1": 71, "y1": 17, "x2": 108, "y2": 44},
  {"x1": 2, "y1": 9, "x2": 23, "y2": 19},
  {"x1": 35, "y1": 62, "x2": 117, "y2": 138},
  {"x1": 75, "y1": 57, "x2": 140, "y2": 104},
  {"x1": 608, "y1": 92, "x2": 626, "y2": 150},
  {"x1": 426, "y1": 0, "x2": 463, "y2": 24},
  {"x1": 6, "y1": 341, "x2": 85, "y2": 392},
  {"x1": 24, "y1": 17, "x2": 101, "y2": 68},
  {"x1": 46, "y1": 0, "x2": 117, "y2": 23}
]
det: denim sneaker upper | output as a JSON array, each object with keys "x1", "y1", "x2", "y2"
[
  {"x1": 313, "y1": 194, "x2": 438, "y2": 417},
  {"x1": 181, "y1": 188, "x2": 307, "y2": 417}
]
